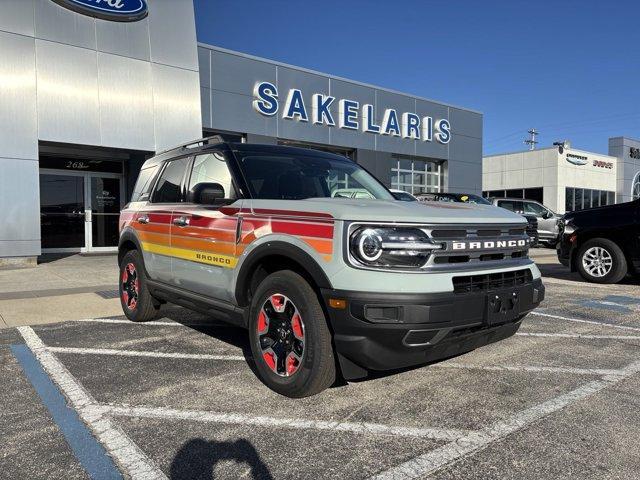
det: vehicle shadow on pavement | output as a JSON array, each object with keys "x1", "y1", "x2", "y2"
[{"x1": 170, "y1": 438, "x2": 274, "y2": 479}]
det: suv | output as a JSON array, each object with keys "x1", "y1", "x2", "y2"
[
  {"x1": 489, "y1": 198, "x2": 559, "y2": 246},
  {"x1": 118, "y1": 138, "x2": 545, "y2": 397},
  {"x1": 557, "y1": 199, "x2": 640, "y2": 283}
]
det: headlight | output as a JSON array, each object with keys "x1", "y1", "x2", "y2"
[{"x1": 349, "y1": 226, "x2": 442, "y2": 269}]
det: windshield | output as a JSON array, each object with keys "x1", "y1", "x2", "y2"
[
  {"x1": 238, "y1": 153, "x2": 394, "y2": 200},
  {"x1": 391, "y1": 191, "x2": 417, "y2": 202}
]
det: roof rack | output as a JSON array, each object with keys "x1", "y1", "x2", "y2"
[{"x1": 156, "y1": 135, "x2": 226, "y2": 156}]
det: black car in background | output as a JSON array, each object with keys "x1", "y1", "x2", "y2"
[{"x1": 558, "y1": 199, "x2": 640, "y2": 283}]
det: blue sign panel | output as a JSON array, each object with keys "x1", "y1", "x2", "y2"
[{"x1": 50, "y1": 0, "x2": 148, "y2": 22}]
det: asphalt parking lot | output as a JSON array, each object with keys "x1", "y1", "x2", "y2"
[{"x1": 2, "y1": 252, "x2": 640, "y2": 479}]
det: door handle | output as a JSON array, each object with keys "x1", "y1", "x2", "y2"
[
  {"x1": 137, "y1": 215, "x2": 149, "y2": 224},
  {"x1": 172, "y1": 216, "x2": 189, "y2": 227}
]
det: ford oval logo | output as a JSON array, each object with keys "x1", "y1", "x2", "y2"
[{"x1": 50, "y1": 0, "x2": 148, "y2": 22}]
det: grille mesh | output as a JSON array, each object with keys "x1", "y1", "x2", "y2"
[{"x1": 452, "y1": 269, "x2": 533, "y2": 294}]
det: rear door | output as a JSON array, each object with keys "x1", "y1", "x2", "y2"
[
  {"x1": 169, "y1": 150, "x2": 243, "y2": 301},
  {"x1": 136, "y1": 157, "x2": 191, "y2": 283}
]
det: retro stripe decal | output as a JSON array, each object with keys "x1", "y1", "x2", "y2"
[{"x1": 141, "y1": 242, "x2": 238, "y2": 268}]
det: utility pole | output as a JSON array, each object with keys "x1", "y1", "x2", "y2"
[{"x1": 524, "y1": 129, "x2": 539, "y2": 150}]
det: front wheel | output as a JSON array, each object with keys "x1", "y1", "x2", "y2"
[
  {"x1": 248, "y1": 270, "x2": 336, "y2": 398},
  {"x1": 576, "y1": 238, "x2": 627, "y2": 284}
]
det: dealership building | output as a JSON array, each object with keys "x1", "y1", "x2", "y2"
[
  {"x1": 483, "y1": 137, "x2": 640, "y2": 214},
  {"x1": 0, "y1": 0, "x2": 482, "y2": 266}
]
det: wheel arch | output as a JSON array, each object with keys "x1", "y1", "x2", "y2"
[
  {"x1": 118, "y1": 229, "x2": 143, "y2": 266},
  {"x1": 234, "y1": 241, "x2": 333, "y2": 308}
]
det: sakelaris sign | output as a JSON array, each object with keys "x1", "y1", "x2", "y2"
[
  {"x1": 50, "y1": 0, "x2": 148, "y2": 22},
  {"x1": 253, "y1": 81, "x2": 452, "y2": 144}
]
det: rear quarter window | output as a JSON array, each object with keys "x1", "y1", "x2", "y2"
[{"x1": 130, "y1": 165, "x2": 159, "y2": 202}]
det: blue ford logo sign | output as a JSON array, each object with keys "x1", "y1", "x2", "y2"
[{"x1": 50, "y1": 0, "x2": 148, "y2": 22}]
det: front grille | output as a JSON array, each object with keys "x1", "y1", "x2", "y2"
[{"x1": 452, "y1": 269, "x2": 533, "y2": 294}]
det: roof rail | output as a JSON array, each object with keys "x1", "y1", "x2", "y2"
[{"x1": 156, "y1": 135, "x2": 226, "y2": 156}]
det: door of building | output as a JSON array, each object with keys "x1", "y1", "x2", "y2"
[{"x1": 40, "y1": 170, "x2": 124, "y2": 253}]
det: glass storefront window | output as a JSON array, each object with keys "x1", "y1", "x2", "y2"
[
  {"x1": 391, "y1": 157, "x2": 440, "y2": 194},
  {"x1": 565, "y1": 187, "x2": 616, "y2": 212}
]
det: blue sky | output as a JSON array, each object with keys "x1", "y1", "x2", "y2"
[{"x1": 194, "y1": 0, "x2": 640, "y2": 155}]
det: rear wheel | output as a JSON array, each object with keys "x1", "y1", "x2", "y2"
[
  {"x1": 248, "y1": 270, "x2": 335, "y2": 398},
  {"x1": 119, "y1": 250, "x2": 160, "y2": 322},
  {"x1": 576, "y1": 238, "x2": 627, "y2": 284}
]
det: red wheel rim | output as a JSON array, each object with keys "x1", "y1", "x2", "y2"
[
  {"x1": 121, "y1": 262, "x2": 139, "y2": 311},
  {"x1": 256, "y1": 294, "x2": 305, "y2": 377}
]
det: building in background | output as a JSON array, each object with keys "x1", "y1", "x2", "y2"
[
  {"x1": 483, "y1": 137, "x2": 640, "y2": 214},
  {"x1": 0, "y1": 0, "x2": 482, "y2": 266}
]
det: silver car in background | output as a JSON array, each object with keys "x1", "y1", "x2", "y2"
[{"x1": 488, "y1": 198, "x2": 559, "y2": 247}]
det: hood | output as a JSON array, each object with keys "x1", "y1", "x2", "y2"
[
  {"x1": 252, "y1": 198, "x2": 526, "y2": 225},
  {"x1": 563, "y1": 199, "x2": 638, "y2": 222}
]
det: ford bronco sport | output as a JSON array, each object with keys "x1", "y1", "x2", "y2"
[{"x1": 118, "y1": 137, "x2": 545, "y2": 397}]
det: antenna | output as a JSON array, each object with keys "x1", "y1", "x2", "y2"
[{"x1": 524, "y1": 128, "x2": 539, "y2": 150}]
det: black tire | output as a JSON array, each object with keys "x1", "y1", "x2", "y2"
[
  {"x1": 119, "y1": 250, "x2": 160, "y2": 322},
  {"x1": 248, "y1": 270, "x2": 336, "y2": 398},
  {"x1": 576, "y1": 238, "x2": 627, "y2": 284}
]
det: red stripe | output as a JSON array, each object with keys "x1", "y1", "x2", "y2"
[
  {"x1": 147, "y1": 213, "x2": 172, "y2": 224},
  {"x1": 185, "y1": 215, "x2": 238, "y2": 230},
  {"x1": 271, "y1": 221, "x2": 334, "y2": 239},
  {"x1": 245, "y1": 208, "x2": 334, "y2": 220}
]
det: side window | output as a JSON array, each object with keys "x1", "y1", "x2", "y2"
[
  {"x1": 152, "y1": 158, "x2": 189, "y2": 203},
  {"x1": 188, "y1": 152, "x2": 237, "y2": 201},
  {"x1": 524, "y1": 201, "x2": 547, "y2": 216},
  {"x1": 130, "y1": 165, "x2": 158, "y2": 202},
  {"x1": 498, "y1": 200, "x2": 523, "y2": 213}
]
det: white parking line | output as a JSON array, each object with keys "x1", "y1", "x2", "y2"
[
  {"x1": 517, "y1": 332, "x2": 640, "y2": 340},
  {"x1": 17, "y1": 327, "x2": 167, "y2": 480},
  {"x1": 48, "y1": 346, "x2": 245, "y2": 361},
  {"x1": 370, "y1": 359, "x2": 640, "y2": 480},
  {"x1": 73, "y1": 318, "x2": 230, "y2": 327},
  {"x1": 435, "y1": 362, "x2": 622, "y2": 377},
  {"x1": 102, "y1": 404, "x2": 470, "y2": 442},
  {"x1": 530, "y1": 311, "x2": 640, "y2": 332}
]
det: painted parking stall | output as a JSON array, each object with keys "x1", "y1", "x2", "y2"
[{"x1": 3, "y1": 267, "x2": 640, "y2": 479}]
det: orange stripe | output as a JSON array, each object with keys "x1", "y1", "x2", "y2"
[
  {"x1": 170, "y1": 235, "x2": 237, "y2": 256},
  {"x1": 134, "y1": 223, "x2": 171, "y2": 235},
  {"x1": 177, "y1": 226, "x2": 236, "y2": 243},
  {"x1": 137, "y1": 231, "x2": 170, "y2": 246},
  {"x1": 302, "y1": 238, "x2": 333, "y2": 255}
]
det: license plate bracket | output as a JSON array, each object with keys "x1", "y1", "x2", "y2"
[{"x1": 485, "y1": 290, "x2": 520, "y2": 325}]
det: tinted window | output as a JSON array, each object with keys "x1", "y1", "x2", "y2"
[
  {"x1": 130, "y1": 166, "x2": 158, "y2": 202},
  {"x1": 239, "y1": 153, "x2": 393, "y2": 200},
  {"x1": 498, "y1": 200, "x2": 523, "y2": 213},
  {"x1": 152, "y1": 158, "x2": 189, "y2": 203},
  {"x1": 189, "y1": 152, "x2": 237, "y2": 200},
  {"x1": 523, "y1": 201, "x2": 547, "y2": 216}
]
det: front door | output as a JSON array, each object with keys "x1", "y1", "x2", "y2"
[
  {"x1": 40, "y1": 173, "x2": 86, "y2": 250},
  {"x1": 88, "y1": 175, "x2": 123, "y2": 250},
  {"x1": 40, "y1": 170, "x2": 124, "y2": 253}
]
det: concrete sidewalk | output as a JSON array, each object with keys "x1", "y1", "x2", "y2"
[
  {"x1": 0, "y1": 254, "x2": 122, "y2": 328},
  {"x1": 0, "y1": 249, "x2": 561, "y2": 329}
]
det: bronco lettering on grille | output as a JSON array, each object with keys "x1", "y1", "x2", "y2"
[{"x1": 452, "y1": 239, "x2": 528, "y2": 250}]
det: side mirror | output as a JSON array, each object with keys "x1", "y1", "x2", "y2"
[{"x1": 192, "y1": 182, "x2": 225, "y2": 205}]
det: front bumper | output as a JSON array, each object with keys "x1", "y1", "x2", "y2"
[{"x1": 321, "y1": 278, "x2": 544, "y2": 380}]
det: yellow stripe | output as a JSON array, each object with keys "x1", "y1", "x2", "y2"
[{"x1": 142, "y1": 242, "x2": 238, "y2": 269}]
